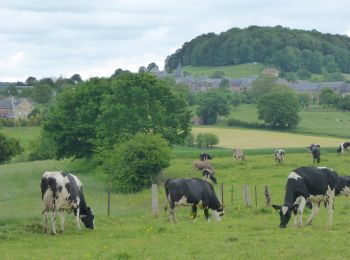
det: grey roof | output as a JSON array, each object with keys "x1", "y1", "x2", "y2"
[{"x1": 0, "y1": 97, "x2": 28, "y2": 108}]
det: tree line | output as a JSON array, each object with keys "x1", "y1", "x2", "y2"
[{"x1": 165, "y1": 25, "x2": 350, "y2": 75}]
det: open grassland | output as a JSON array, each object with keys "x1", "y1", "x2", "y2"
[
  {"x1": 192, "y1": 126, "x2": 344, "y2": 150},
  {"x1": 183, "y1": 63, "x2": 265, "y2": 78},
  {"x1": 1, "y1": 147, "x2": 350, "y2": 258},
  {"x1": 227, "y1": 104, "x2": 350, "y2": 138}
]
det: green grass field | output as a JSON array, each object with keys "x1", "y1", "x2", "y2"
[
  {"x1": 183, "y1": 63, "x2": 266, "y2": 78},
  {"x1": 2, "y1": 146, "x2": 350, "y2": 258},
  {"x1": 227, "y1": 104, "x2": 350, "y2": 138}
]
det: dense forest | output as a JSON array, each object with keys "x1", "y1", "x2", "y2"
[{"x1": 165, "y1": 26, "x2": 350, "y2": 74}]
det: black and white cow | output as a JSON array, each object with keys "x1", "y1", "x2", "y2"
[
  {"x1": 202, "y1": 168, "x2": 217, "y2": 184},
  {"x1": 337, "y1": 142, "x2": 350, "y2": 153},
  {"x1": 200, "y1": 152, "x2": 214, "y2": 161},
  {"x1": 164, "y1": 178, "x2": 224, "y2": 223},
  {"x1": 274, "y1": 149, "x2": 285, "y2": 165},
  {"x1": 41, "y1": 171, "x2": 95, "y2": 234},
  {"x1": 273, "y1": 166, "x2": 350, "y2": 228},
  {"x1": 308, "y1": 144, "x2": 320, "y2": 164}
]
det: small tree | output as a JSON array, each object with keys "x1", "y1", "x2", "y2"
[
  {"x1": 104, "y1": 133, "x2": 171, "y2": 193},
  {"x1": 196, "y1": 133, "x2": 219, "y2": 148},
  {"x1": 0, "y1": 133, "x2": 23, "y2": 163}
]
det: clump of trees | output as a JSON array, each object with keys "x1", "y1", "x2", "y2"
[{"x1": 165, "y1": 25, "x2": 350, "y2": 75}]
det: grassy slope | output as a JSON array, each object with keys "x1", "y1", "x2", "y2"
[
  {"x1": 1, "y1": 149, "x2": 350, "y2": 258},
  {"x1": 227, "y1": 104, "x2": 350, "y2": 138},
  {"x1": 183, "y1": 63, "x2": 265, "y2": 78}
]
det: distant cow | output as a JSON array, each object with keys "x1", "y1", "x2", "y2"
[
  {"x1": 272, "y1": 166, "x2": 350, "y2": 228},
  {"x1": 337, "y1": 142, "x2": 350, "y2": 153},
  {"x1": 233, "y1": 148, "x2": 246, "y2": 161},
  {"x1": 41, "y1": 171, "x2": 95, "y2": 234},
  {"x1": 274, "y1": 149, "x2": 285, "y2": 165},
  {"x1": 308, "y1": 144, "x2": 320, "y2": 164},
  {"x1": 202, "y1": 169, "x2": 217, "y2": 184},
  {"x1": 164, "y1": 178, "x2": 224, "y2": 223},
  {"x1": 200, "y1": 152, "x2": 214, "y2": 161},
  {"x1": 192, "y1": 160, "x2": 215, "y2": 173}
]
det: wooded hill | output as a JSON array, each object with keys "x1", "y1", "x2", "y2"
[{"x1": 165, "y1": 26, "x2": 350, "y2": 74}]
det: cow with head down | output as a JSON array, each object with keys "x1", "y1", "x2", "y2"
[{"x1": 41, "y1": 171, "x2": 95, "y2": 235}]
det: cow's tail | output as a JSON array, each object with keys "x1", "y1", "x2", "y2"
[{"x1": 163, "y1": 179, "x2": 171, "y2": 212}]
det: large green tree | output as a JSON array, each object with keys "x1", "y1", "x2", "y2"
[
  {"x1": 257, "y1": 90, "x2": 299, "y2": 128},
  {"x1": 44, "y1": 73, "x2": 191, "y2": 159},
  {"x1": 196, "y1": 89, "x2": 231, "y2": 125},
  {"x1": 97, "y1": 73, "x2": 191, "y2": 148}
]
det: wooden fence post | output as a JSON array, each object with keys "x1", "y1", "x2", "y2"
[
  {"x1": 231, "y1": 184, "x2": 234, "y2": 206},
  {"x1": 152, "y1": 184, "x2": 159, "y2": 217},
  {"x1": 254, "y1": 185, "x2": 258, "y2": 207},
  {"x1": 264, "y1": 185, "x2": 271, "y2": 208},
  {"x1": 220, "y1": 183, "x2": 224, "y2": 206},
  {"x1": 243, "y1": 184, "x2": 252, "y2": 207},
  {"x1": 107, "y1": 183, "x2": 111, "y2": 216}
]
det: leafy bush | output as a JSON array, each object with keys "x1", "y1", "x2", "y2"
[
  {"x1": 227, "y1": 118, "x2": 266, "y2": 129},
  {"x1": 28, "y1": 133, "x2": 57, "y2": 161},
  {"x1": 0, "y1": 133, "x2": 23, "y2": 163},
  {"x1": 104, "y1": 133, "x2": 171, "y2": 193},
  {"x1": 184, "y1": 133, "x2": 195, "y2": 147},
  {"x1": 196, "y1": 133, "x2": 219, "y2": 148}
]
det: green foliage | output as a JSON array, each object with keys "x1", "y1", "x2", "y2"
[
  {"x1": 257, "y1": 90, "x2": 299, "y2": 128},
  {"x1": 319, "y1": 88, "x2": 340, "y2": 107},
  {"x1": 196, "y1": 132, "x2": 219, "y2": 148},
  {"x1": 31, "y1": 84, "x2": 53, "y2": 104},
  {"x1": 248, "y1": 75, "x2": 287, "y2": 101},
  {"x1": 44, "y1": 74, "x2": 191, "y2": 159},
  {"x1": 196, "y1": 89, "x2": 231, "y2": 125},
  {"x1": 285, "y1": 72, "x2": 297, "y2": 82},
  {"x1": 230, "y1": 92, "x2": 243, "y2": 109},
  {"x1": 165, "y1": 26, "x2": 350, "y2": 74},
  {"x1": 296, "y1": 69, "x2": 311, "y2": 80},
  {"x1": 146, "y1": 62, "x2": 159, "y2": 72},
  {"x1": 337, "y1": 95, "x2": 350, "y2": 111},
  {"x1": 28, "y1": 132, "x2": 56, "y2": 161},
  {"x1": 322, "y1": 71, "x2": 345, "y2": 81},
  {"x1": 211, "y1": 70, "x2": 225, "y2": 79},
  {"x1": 297, "y1": 93, "x2": 310, "y2": 110},
  {"x1": 0, "y1": 133, "x2": 23, "y2": 163},
  {"x1": 184, "y1": 133, "x2": 195, "y2": 147},
  {"x1": 97, "y1": 73, "x2": 191, "y2": 149},
  {"x1": 104, "y1": 133, "x2": 171, "y2": 193}
]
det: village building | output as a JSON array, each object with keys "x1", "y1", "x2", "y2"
[{"x1": 0, "y1": 97, "x2": 33, "y2": 119}]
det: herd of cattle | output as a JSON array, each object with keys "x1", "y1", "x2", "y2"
[{"x1": 40, "y1": 142, "x2": 350, "y2": 234}]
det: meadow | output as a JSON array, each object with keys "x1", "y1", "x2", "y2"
[
  {"x1": 1, "y1": 132, "x2": 350, "y2": 258},
  {"x1": 226, "y1": 104, "x2": 350, "y2": 138}
]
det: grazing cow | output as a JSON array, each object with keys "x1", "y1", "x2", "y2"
[
  {"x1": 202, "y1": 168, "x2": 217, "y2": 184},
  {"x1": 41, "y1": 171, "x2": 95, "y2": 234},
  {"x1": 164, "y1": 178, "x2": 224, "y2": 223},
  {"x1": 274, "y1": 149, "x2": 285, "y2": 165},
  {"x1": 308, "y1": 144, "x2": 320, "y2": 164},
  {"x1": 233, "y1": 148, "x2": 246, "y2": 161},
  {"x1": 272, "y1": 166, "x2": 350, "y2": 228},
  {"x1": 200, "y1": 152, "x2": 214, "y2": 161},
  {"x1": 192, "y1": 160, "x2": 215, "y2": 173},
  {"x1": 337, "y1": 142, "x2": 350, "y2": 153}
]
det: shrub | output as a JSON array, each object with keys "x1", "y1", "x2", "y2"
[
  {"x1": 28, "y1": 133, "x2": 57, "y2": 161},
  {"x1": 196, "y1": 133, "x2": 219, "y2": 148},
  {"x1": 104, "y1": 133, "x2": 171, "y2": 193},
  {"x1": 0, "y1": 133, "x2": 23, "y2": 163},
  {"x1": 184, "y1": 133, "x2": 195, "y2": 147}
]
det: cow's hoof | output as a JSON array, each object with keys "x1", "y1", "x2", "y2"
[{"x1": 51, "y1": 232, "x2": 57, "y2": 235}]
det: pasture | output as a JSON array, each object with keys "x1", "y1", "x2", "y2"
[
  {"x1": 226, "y1": 104, "x2": 350, "y2": 138},
  {"x1": 1, "y1": 147, "x2": 350, "y2": 258}
]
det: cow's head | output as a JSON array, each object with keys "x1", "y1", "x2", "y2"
[
  {"x1": 212, "y1": 207, "x2": 224, "y2": 222},
  {"x1": 337, "y1": 145, "x2": 342, "y2": 153},
  {"x1": 81, "y1": 207, "x2": 95, "y2": 229},
  {"x1": 202, "y1": 169, "x2": 217, "y2": 184},
  {"x1": 272, "y1": 204, "x2": 299, "y2": 228}
]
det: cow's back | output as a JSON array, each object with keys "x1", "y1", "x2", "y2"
[
  {"x1": 294, "y1": 167, "x2": 338, "y2": 195},
  {"x1": 166, "y1": 178, "x2": 214, "y2": 204}
]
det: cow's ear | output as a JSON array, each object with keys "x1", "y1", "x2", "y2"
[{"x1": 272, "y1": 205, "x2": 281, "y2": 210}]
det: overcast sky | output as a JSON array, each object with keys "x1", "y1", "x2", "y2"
[{"x1": 1, "y1": 0, "x2": 350, "y2": 82}]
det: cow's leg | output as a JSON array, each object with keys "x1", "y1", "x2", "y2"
[
  {"x1": 204, "y1": 206, "x2": 209, "y2": 222},
  {"x1": 75, "y1": 207, "x2": 81, "y2": 229},
  {"x1": 59, "y1": 211, "x2": 65, "y2": 233},
  {"x1": 192, "y1": 205, "x2": 198, "y2": 221},
  {"x1": 297, "y1": 198, "x2": 306, "y2": 226},
  {"x1": 50, "y1": 211, "x2": 57, "y2": 235},
  {"x1": 43, "y1": 210, "x2": 48, "y2": 233},
  {"x1": 326, "y1": 192, "x2": 335, "y2": 227},
  {"x1": 306, "y1": 202, "x2": 320, "y2": 226},
  {"x1": 170, "y1": 207, "x2": 178, "y2": 223}
]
